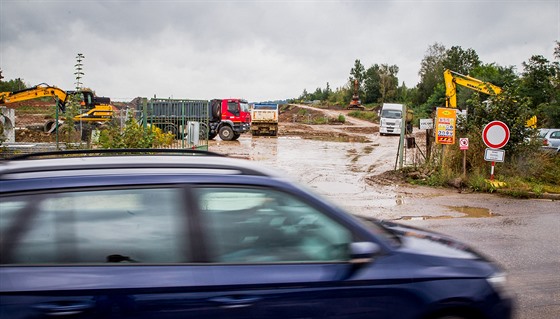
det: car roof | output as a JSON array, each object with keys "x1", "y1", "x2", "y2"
[{"x1": 0, "y1": 149, "x2": 281, "y2": 181}]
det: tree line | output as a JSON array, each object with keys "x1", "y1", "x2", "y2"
[{"x1": 295, "y1": 41, "x2": 560, "y2": 128}]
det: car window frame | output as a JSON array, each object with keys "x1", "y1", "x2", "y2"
[
  {"x1": 0, "y1": 184, "x2": 194, "y2": 266},
  {"x1": 189, "y1": 183, "x2": 374, "y2": 264}
]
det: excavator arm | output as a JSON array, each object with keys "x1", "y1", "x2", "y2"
[
  {"x1": 1, "y1": 84, "x2": 114, "y2": 125},
  {"x1": 443, "y1": 69, "x2": 537, "y2": 128},
  {"x1": 444, "y1": 69, "x2": 502, "y2": 108},
  {"x1": 0, "y1": 83, "x2": 70, "y2": 112}
]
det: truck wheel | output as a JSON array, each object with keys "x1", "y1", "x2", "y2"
[
  {"x1": 232, "y1": 133, "x2": 241, "y2": 141},
  {"x1": 219, "y1": 126, "x2": 235, "y2": 141},
  {"x1": 164, "y1": 124, "x2": 178, "y2": 138},
  {"x1": 198, "y1": 123, "x2": 208, "y2": 140},
  {"x1": 208, "y1": 132, "x2": 217, "y2": 140}
]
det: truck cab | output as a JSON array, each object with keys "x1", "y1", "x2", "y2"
[
  {"x1": 209, "y1": 99, "x2": 251, "y2": 141},
  {"x1": 379, "y1": 103, "x2": 413, "y2": 136}
]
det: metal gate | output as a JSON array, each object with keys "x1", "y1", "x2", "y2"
[{"x1": 136, "y1": 98, "x2": 210, "y2": 150}]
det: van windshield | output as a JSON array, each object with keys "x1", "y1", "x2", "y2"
[{"x1": 381, "y1": 110, "x2": 402, "y2": 119}]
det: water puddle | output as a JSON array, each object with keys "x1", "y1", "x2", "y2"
[
  {"x1": 447, "y1": 205, "x2": 499, "y2": 218},
  {"x1": 396, "y1": 206, "x2": 500, "y2": 220}
]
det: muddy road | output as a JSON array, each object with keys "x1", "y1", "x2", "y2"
[{"x1": 209, "y1": 105, "x2": 560, "y2": 319}]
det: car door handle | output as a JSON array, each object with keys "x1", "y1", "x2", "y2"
[
  {"x1": 209, "y1": 296, "x2": 262, "y2": 309},
  {"x1": 33, "y1": 301, "x2": 94, "y2": 316}
]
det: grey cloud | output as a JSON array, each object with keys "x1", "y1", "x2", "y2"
[{"x1": 1, "y1": 0, "x2": 557, "y2": 102}]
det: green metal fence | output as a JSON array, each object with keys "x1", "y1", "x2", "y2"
[{"x1": 135, "y1": 98, "x2": 210, "y2": 150}]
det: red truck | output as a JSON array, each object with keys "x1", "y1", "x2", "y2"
[
  {"x1": 209, "y1": 98, "x2": 251, "y2": 140},
  {"x1": 138, "y1": 97, "x2": 251, "y2": 141}
]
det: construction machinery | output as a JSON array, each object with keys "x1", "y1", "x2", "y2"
[
  {"x1": 250, "y1": 103, "x2": 278, "y2": 137},
  {"x1": 347, "y1": 79, "x2": 365, "y2": 110},
  {"x1": 137, "y1": 98, "x2": 251, "y2": 141},
  {"x1": 443, "y1": 69, "x2": 502, "y2": 109},
  {"x1": 0, "y1": 83, "x2": 114, "y2": 132},
  {"x1": 443, "y1": 69, "x2": 536, "y2": 128}
]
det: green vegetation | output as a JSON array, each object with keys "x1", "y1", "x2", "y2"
[
  {"x1": 97, "y1": 114, "x2": 174, "y2": 149},
  {"x1": 347, "y1": 110, "x2": 378, "y2": 123},
  {"x1": 293, "y1": 41, "x2": 560, "y2": 195}
]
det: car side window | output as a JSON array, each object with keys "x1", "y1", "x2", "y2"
[
  {"x1": 550, "y1": 131, "x2": 560, "y2": 139},
  {"x1": 196, "y1": 187, "x2": 352, "y2": 263},
  {"x1": 0, "y1": 188, "x2": 188, "y2": 265}
]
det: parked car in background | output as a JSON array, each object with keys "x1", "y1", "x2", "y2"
[
  {"x1": 0, "y1": 150, "x2": 513, "y2": 319},
  {"x1": 541, "y1": 128, "x2": 560, "y2": 152}
]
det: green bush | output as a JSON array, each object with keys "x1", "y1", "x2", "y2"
[
  {"x1": 97, "y1": 115, "x2": 174, "y2": 149},
  {"x1": 347, "y1": 111, "x2": 378, "y2": 123}
]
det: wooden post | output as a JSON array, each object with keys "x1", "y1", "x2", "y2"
[{"x1": 463, "y1": 149, "x2": 467, "y2": 178}]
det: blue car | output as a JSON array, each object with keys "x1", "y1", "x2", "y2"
[{"x1": 0, "y1": 150, "x2": 513, "y2": 319}]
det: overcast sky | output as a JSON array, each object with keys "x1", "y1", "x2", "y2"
[{"x1": 1, "y1": 0, "x2": 558, "y2": 102}]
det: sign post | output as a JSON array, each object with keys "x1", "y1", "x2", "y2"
[
  {"x1": 420, "y1": 119, "x2": 434, "y2": 161},
  {"x1": 482, "y1": 121, "x2": 510, "y2": 181},
  {"x1": 459, "y1": 138, "x2": 469, "y2": 177}
]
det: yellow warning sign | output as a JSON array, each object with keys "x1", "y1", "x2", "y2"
[{"x1": 436, "y1": 108, "x2": 457, "y2": 145}]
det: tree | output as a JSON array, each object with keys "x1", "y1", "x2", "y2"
[
  {"x1": 518, "y1": 53, "x2": 560, "y2": 127},
  {"x1": 378, "y1": 64, "x2": 399, "y2": 104},
  {"x1": 416, "y1": 42, "x2": 446, "y2": 105},
  {"x1": 74, "y1": 53, "x2": 85, "y2": 91},
  {"x1": 519, "y1": 55, "x2": 557, "y2": 109},
  {"x1": 471, "y1": 63, "x2": 517, "y2": 88},
  {"x1": 363, "y1": 64, "x2": 381, "y2": 104},
  {"x1": 349, "y1": 59, "x2": 366, "y2": 88},
  {"x1": 443, "y1": 46, "x2": 481, "y2": 75},
  {"x1": 0, "y1": 77, "x2": 27, "y2": 92}
]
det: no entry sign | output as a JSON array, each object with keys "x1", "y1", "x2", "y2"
[{"x1": 482, "y1": 121, "x2": 510, "y2": 149}]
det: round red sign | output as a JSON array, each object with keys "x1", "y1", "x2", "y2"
[{"x1": 482, "y1": 121, "x2": 510, "y2": 149}]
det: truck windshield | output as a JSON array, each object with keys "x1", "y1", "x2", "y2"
[
  {"x1": 381, "y1": 110, "x2": 402, "y2": 119},
  {"x1": 240, "y1": 102, "x2": 250, "y2": 112}
]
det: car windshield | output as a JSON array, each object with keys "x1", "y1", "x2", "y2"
[{"x1": 355, "y1": 216, "x2": 402, "y2": 248}]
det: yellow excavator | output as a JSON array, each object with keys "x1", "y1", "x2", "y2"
[
  {"x1": 444, "y1": 69, "x2": 502, "y2": 108},
  {"x1": 443, "y1": 69, "x2": 537, "y2": 128},
  {"x1": 0, "y1": 83, "x2": 114, "y2": 132}
]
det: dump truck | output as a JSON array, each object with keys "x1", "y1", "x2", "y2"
[
  {"x1": 137, "y1": 98, "x2": 251, "y2": 141},
  {"x1": 250, "y1": 103, "x2": 279, "y2": 136}
]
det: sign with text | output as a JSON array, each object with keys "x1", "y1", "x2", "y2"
[
  {"x1": 484, "y1": 148, "x2": 505, "y2": 162},
  {"x1": 419, "y1": 119, "x2": 433, "y2": 130},
  {"x1": 435, "y1": 108, "x2": 457, "y2": 145}
]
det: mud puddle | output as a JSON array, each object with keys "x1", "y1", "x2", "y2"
[
  {"x1": 395, "y1": 206, "x2": 500, "y2": 220},
  {"x1": 211, "y1": 135, "x2": 404, "y2": 216}
]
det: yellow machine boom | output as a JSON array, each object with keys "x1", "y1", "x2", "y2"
[
  {"x1": 0, "y1": 83, "x2": 114, "y2": 124},
  {"x1": 444, "y1": 69, "x2": 502, "y2": 108}
]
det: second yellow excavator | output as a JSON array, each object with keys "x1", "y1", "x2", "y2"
[
  {"x1": 443, "y1": 69, "x2": 502, "y2": 108},
  {"x1": 443, "y1": 69, "x2": 536, "y2": 128}
]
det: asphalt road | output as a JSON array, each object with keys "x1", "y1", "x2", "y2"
[{"x1": 211, "y1": 129, "x2": 559, "y2": 319}]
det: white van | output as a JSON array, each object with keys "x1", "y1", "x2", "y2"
[{"x1": 379, "y1": 103, "x2": 412, "y2": 135}]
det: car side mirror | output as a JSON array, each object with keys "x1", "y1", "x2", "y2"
[{"x1": 349, "y1": 242, "x2": 380, "y2": 264}]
